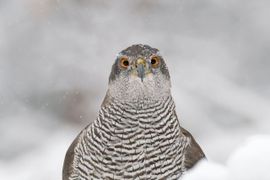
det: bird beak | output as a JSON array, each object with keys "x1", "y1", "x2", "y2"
[{"x1": 136, "y1": 58, "x2": 146, "y2": 82}]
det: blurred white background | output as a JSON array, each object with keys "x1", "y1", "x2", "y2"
[{"x1": 0, "y1": 0, "x2": 270, "y2": 179}]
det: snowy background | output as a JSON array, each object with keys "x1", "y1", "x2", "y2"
[{"x1": 0, "y1": 0, "x2": 270, "y2": 179}]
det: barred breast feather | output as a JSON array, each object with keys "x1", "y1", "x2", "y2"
[{"x1": 63, "y1": 96, "x2": 205, "y2": 180}]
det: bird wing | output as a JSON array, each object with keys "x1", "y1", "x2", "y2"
[
  {"x1": 181, "y1": 127, "x2": 206, "y2": 170},
  {"x1": 62, "y1": 128, "x2": 86, "y2": 180}
]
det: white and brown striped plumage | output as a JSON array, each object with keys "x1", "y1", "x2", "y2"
[{"x1": 63, "y1": 44, "x2": 205, "y2": 180}]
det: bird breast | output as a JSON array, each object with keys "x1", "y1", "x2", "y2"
[{"x1": 72, "y1": 96, "x2": 189, "y2": 179}]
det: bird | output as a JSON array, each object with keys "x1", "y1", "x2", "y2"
[{"x1": 63, "y1": 44, "x2": 205, "y2": 180}]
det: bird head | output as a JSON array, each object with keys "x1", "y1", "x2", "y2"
[{"x1": 107, "y1": 44, "x2": 171, "y2": 102}]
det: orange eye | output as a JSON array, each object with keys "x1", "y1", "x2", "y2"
[
  {"x1": 150, "y1": 55, "x2": 160, "y2": 68},
  {"x1": 119, "y1": 56, "x2": 129, "y2": 69}
]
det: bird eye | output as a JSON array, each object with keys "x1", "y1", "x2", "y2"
[
  {"x1": 150, "y1": 55, "x2": 160, "y2": 68},
  {"x1": 119, "y1": 56, "x2": 129, "y2": 69}
]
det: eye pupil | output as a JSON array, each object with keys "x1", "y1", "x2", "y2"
[
  {"x1": 123, "y1": 60, "x2": 129, "y2": 66},
  {"x1": 151, "y1": 59, "x2": 157, "y2": 64},
  {"x1": 119, "y1": 56, "x2": 129, "y2": 69},
  {"x1": 150, "y1": 56, "x2": 160, "y2": 68}
]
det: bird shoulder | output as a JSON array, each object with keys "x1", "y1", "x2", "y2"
[
  {"x1": 62, "y1": 126, "x2": 88, "y2": 180},
  {"x1": 181, "y1": 127, "x2": 206, "y2": 170}
]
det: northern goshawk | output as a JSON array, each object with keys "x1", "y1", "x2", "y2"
[{"x1": 63, "y1": 44, "x2": 205, "y2": 179}]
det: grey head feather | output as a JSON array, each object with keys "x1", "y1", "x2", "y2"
[{"x1": 106, "y1": 44, "x2": 172, "y2": 103}]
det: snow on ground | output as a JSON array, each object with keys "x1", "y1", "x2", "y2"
[
  {"x1": 183, "y1": 135, "x2": 270, "y2": 180},
  {"x1": 0, "y1": 130, "x2": 71, "y2": 180}
]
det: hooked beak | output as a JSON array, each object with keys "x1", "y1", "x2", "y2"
[{"x1": 136, "y1": 58, "x2": 146, "y2": 82}]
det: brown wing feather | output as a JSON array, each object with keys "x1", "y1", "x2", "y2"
[{"x1": 181, "y1": 127, "x2": 206, "y2": 169}]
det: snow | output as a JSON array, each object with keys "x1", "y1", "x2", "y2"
[
  {"x1": 0, "y1": 132, "x2": 69, "y2": 180},
  {"x1": 183, "y1": 135, "x2": 270, "y2": 180},
  {"x1": 183, "y1": 161, "x2": 228, "y2": 180},
  {"x1": 227, "y1": 135, "x2": 270, "y2": 180},
  {"x1": 1, "y1": 0, "x2": 270, "y2": 179}
]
